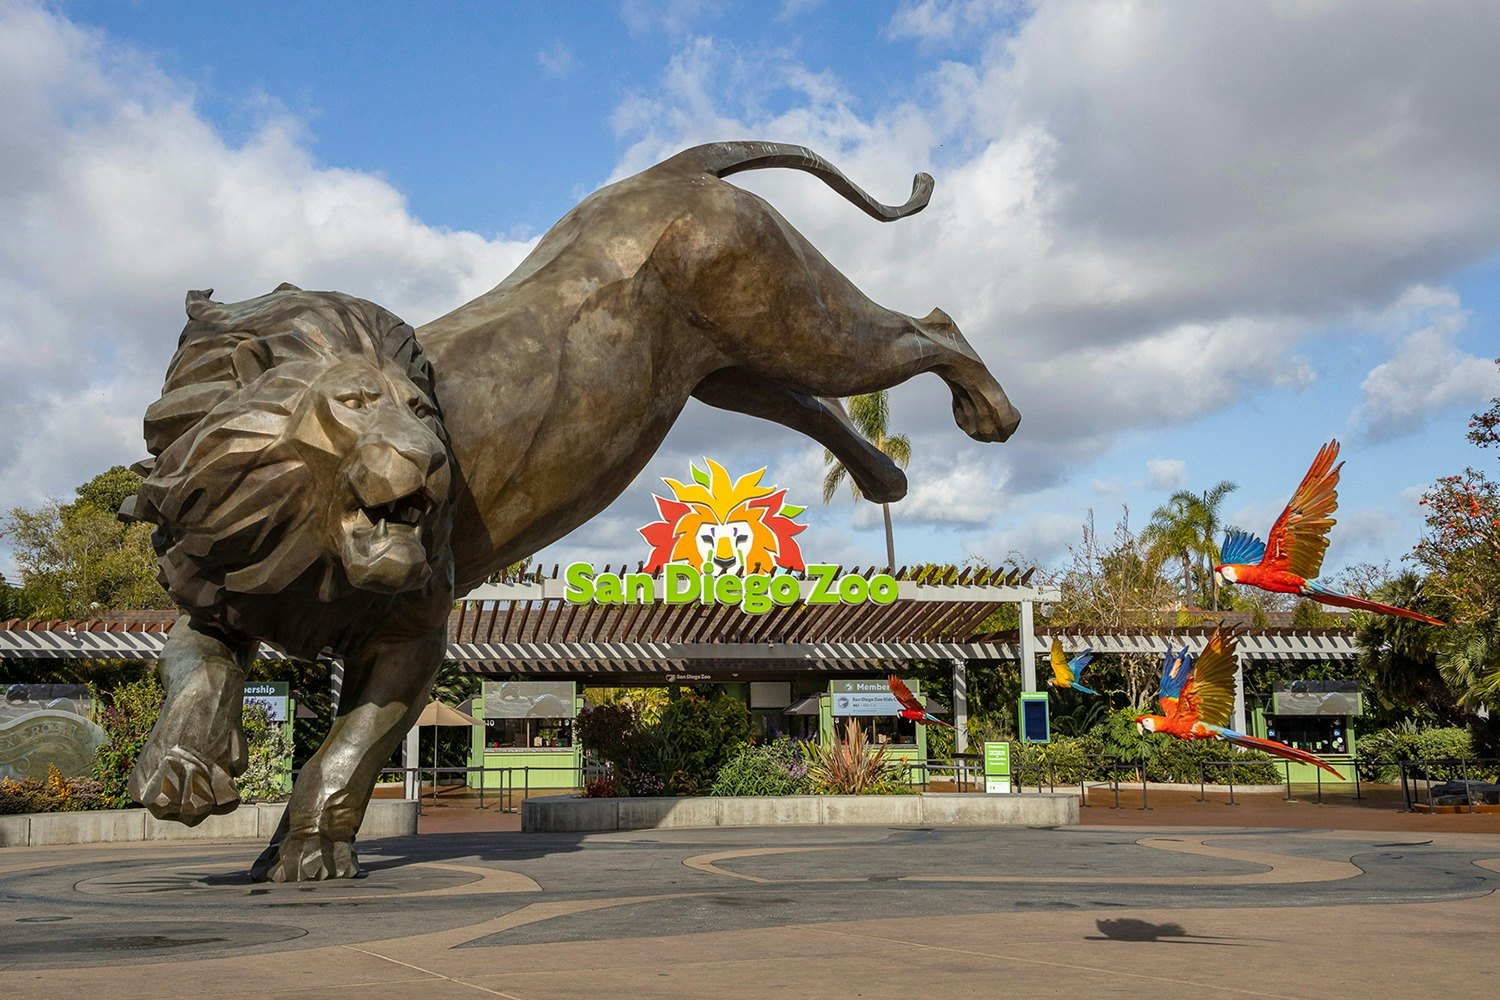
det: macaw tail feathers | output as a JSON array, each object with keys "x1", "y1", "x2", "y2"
[
  {"x1": 1071, "y1": 682, "x2": 1099, "y2": 696},
  {"x1": 1303, "y1": 583, "x2": 1445, "y2": 626},
  {"x1": 1210, "y1": 725, "x2": 1344, "y2": 779}
]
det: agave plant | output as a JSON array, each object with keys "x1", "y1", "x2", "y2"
[{"x1": 803, "y1": 719, "x2": 908, "y2": 794}]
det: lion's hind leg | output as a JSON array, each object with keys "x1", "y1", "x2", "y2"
[{"x1": 128, "y1": 615, "x2": 250, "y2": 825}]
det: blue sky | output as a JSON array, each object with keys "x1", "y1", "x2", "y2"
[{"x1": 2, "y1": 0, "x2": 1498, "y2": 585}]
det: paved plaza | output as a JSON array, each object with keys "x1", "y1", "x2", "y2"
[{"x1": 2, "y1": 815, "x2": 1498, "y2": 998}]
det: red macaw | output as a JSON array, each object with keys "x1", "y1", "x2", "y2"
[
  {"x1": 1047, "y1": 638, "x2": 1097, "y2": 695},
  {"x1": 1135, "y1": 626, "x2": 1344, "y2": 778},
  {"x1": 888, "y1": 675, "x2": 953, "y2": 729},
  {"x1": 1214, "y1": 440, "x2": 1445, "y2": 626}
]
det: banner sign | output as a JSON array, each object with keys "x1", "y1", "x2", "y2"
[
  {"x1": 243, "y1": 681, "x2": 289, "y2": 723},
  {"x1": 830, "y1": 679, "x2": 915, "y2": 717},
  {"x1": 983, "y1": 741, "x2": 1012, "y2": 795},
  {"x1": 482, "y1": 681, "x2": 576, "y2": 720},
  {"x1": 563, "y1": 459, "x2": 898, "y2": 614}
]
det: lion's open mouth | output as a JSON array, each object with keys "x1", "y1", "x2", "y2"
[{"x1": 355, "y1": 493, "x2": 430, "y2": 531}]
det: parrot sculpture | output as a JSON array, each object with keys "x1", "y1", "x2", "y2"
[
  {"x1": 1135, "y1": 625, "x2": 1345, "y2": 778},
  {"x1": 1047, "y1": 639, "x2": 1097, "y2": 695},
  {"x1": 887, "y1": 675, "x2": 953, "y2": 729},
  {"x1": 1214, "y1": 439, "x2": 1445, "y2": 626}
]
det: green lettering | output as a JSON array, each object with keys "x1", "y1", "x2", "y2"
[
  {"x1": 665, "y1": 563, "x2": 699, "y2": 603},
  {"x1": 742, "y1": 574, "x2": 771, "y2": 614},
  {"x1": 770, "y1": 574, "x2": 799, "y2": 605},
  {"x1": 714, "y1": 574, "x2": 743, "y2": 605},
  {"x1": 624, "y1": 572, "x2": 654, "y2": 603},
  {"x1": 869, "y1": 574, "x2": 899, "y2": 605},
  {"x1": 563, "y1": 562, "x2": 595, "y2": 603},
  {"x1": 595, "y1": 573, "x2": 622, "y2": 604},
  {"x1": 807, "y1": 564, "x2": 840, "y2": 604},
  {"x1": 838, "y1": 574, "x2": 869, "y2": 604}
]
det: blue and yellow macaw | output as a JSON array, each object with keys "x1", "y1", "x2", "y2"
[{"x1": 1047, "y1": 639, "x2": 1097, "y2": 695}]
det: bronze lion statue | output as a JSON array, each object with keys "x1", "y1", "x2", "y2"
[{"x1": 125, "y1": 141, "x2": 1021, "y2": 881}]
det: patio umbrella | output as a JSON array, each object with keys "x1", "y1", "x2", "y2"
[{"x1": 414, "y1": 700, "x2": 483, "y2": 776}]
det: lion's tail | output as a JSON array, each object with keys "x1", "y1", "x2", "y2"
[{"x1": 668, "y1": 141, "x2": 933, "y2": 222}]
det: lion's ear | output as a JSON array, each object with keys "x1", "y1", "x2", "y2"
[
  {"x1": 230, "y1": 338, "x2": 276, "y2": 387},
  {"x1": 185, "y1": 289, "x2": 227, "y2": 324}
]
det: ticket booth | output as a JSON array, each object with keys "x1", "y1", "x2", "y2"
[
  {"x1": 819, "y1": 678, "x2": 929, "y2": 782},
  {"x1": 1255, "y1": 680, "x2": 1359, "y2": 784},
  {"x1": 468, "y1": 680, "x2": 582, "y2": 790}
]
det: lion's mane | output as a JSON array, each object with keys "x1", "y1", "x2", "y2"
[{"x1": 126, "y1": 284, "x2": 452, "y2": 635}]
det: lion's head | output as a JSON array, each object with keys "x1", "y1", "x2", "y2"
[{"x1": 126, "y1": 285, "x2": 454, "y2": 624}]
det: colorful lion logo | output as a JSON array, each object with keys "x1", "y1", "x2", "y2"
[{"x1": 640, "y1": 459, "x2": 807, "y2": 574}]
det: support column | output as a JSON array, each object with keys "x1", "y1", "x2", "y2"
[
  {"x1": 1233, "y1": 658, "x2": 1247, "y2": 734},
  {"x1": 951, "y1": 660, "x2": 968, "y2": 754},
  {"x1": 403, "y1": 725, "x2": 420, "y2": 800},
  {"x1": 1019, "y1": 599, "x2": 1039, "y2": 693}
]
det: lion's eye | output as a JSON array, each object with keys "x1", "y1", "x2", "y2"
[
  {"x1": 409, "y1": 400, "x2": 432, "y2": 418},
  {"x1": 338, "y1": 395, "x2": 366, "y2": 410}
]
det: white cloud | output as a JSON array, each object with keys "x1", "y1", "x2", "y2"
[
  {"x1": 1145, "y1": 458, "x2": 1186, "y2": 492},
  {"x1": 0, "y1": 3, "x2": 535, "y2": 535},
  {"x1": 1351, "y1": 297, "x2": 1500, "y2": 441},
  {"x1": 886, "y1": 1, "x2": 1019, "y2": 44},
  {"x1": 620, "y1": 0, "x2": 725, "y2": 37},
  {"x1": 536, "y1": 42, "x2": 574, "y2": 78},
  {"x1": 603, "y1": 1, "x2": 1500, "y2": 515}
]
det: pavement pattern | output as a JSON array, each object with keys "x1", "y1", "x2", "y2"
[{"x1": 2, "y1": 824, "x2": 1498, "y2": 998}]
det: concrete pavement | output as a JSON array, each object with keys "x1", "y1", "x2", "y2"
[{"x1": 2, "y1": 821, "x2": 1498, "y2": 998}]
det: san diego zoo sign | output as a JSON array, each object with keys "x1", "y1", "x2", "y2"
[{"x1": 563, "y1": 459, "x2": 897, "y2": 615}]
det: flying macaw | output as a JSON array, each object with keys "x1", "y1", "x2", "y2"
[
  {"x1": 887, "y1": 675, "x2": 954, "y2": 729},
  {"x1": 1047, "y1": 639, "x2": 1097, "y2": 695},
  {"x1": 1215, "y1": 440, "x2": 1445, "y2": 626},
  {"x1": 1135, "y1": 626, "x2": 1344, "y2": 779}
]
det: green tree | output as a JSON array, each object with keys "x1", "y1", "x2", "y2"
[
  {"x1": 1354, "y1": 570, "x2": 1461, "y2": 722},
  {"x1": 1140, "y1": 480, "x2": 1238, "y2": 609},
  {"x1": 1412, "y1": 366, "x2": 1500, "y2": 711},
  {"x1": 821, "y1": 391, "x2": 911, "y2": 571},
  {"x1": 0, "y1": 467, "x2": 168, "y2": 618},
  {"x1": 1047, "y1": 508, "x2": 1176, "y2": 709}
]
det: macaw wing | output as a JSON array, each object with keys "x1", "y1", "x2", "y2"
[
  {"x1": 1180, "y1": 627, "x2": 1238, "y2": 728},
  {"x1": 1219, "y1": 529, "x2": 1266, "y2": 566},
  {"x1": 1158, "y1": 645, "x2": 1193, "y2": 708},
  {"x1": 1068, "y1": 648, "x2": 1095, "y2": 683},
  {"x1": 887, "y1": 674, "x2": 924, "y2": 714},
  {"x1": 1262, "y1": 440, "x2": 1342, "y2": 580},
  {"x1": 1049, "y1": 639, "x2": 1072, "y2": 685}
]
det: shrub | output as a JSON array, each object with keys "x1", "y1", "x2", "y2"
[
  {"x1": 1356, "y1": 726, "x2": 1487, "y2": 782},
  {"x1": 236, "y1": 702, "x2": 293, "y2": 803},
  {"x1": 710, "y1": 738, "x2": 810, "y2": 796},
  {"x1": 0, "y1": 766, "x2": 107, "y2": 815},
  {"x1": 582, "y1": 773, "x2": 620, "y2": 798},
  {"x1": 93, "y1": 673, "x2": 164, "y2": 808},
  {"x1": 576, "y1": 690, "x2": 752, "y2": 795},
  {"x1": 804, "y1": 720, "x2": 909, "y2": 794}
]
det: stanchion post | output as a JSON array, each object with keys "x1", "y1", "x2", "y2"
[
  {"x1": 1226, "y1": 758, "x2": 1237, "y2": 806},
  {"x1": 1284, "y1": 759, "x2": 1293, "y2": 802},
  {"x1": 1315, "y1": 764, "x2": 1323, "y2": 805},
  {"x1": 1138, "y1": 762, "x2": 1151, "y2": 811},
  {"x1": 1197, "y1": 762, "x2": 1206, "y2": 803}
]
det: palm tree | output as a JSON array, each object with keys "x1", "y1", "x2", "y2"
[
  {"x1": 1140, "y1": 480, "x2": 1237, "y2": 609},
  {"x1": 822, "y1": 391, "x2": 910, "y2": 571}
]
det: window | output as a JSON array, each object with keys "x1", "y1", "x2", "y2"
[
  {"x1": 838, "y1": 715, "x2": 917, "y2": 746},
  {"x1": 484, "y1": 718, "x2": 573, "y2": 750}
]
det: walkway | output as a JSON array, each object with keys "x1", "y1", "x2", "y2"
[{"x1": 2, "y1": 818, "x2": 1496, "y2": 998}]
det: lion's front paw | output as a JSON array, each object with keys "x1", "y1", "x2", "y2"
[
  {"x1": 250, "y1": 834, "x2": 361, "y2": 883},
  {"x1": 128, "y1": 745, "x2": 240, "y2": 826}
]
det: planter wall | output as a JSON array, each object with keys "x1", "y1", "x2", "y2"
[
  {"x1": 0, "y1": 798, "x2": 418, "y2": 848},
  {"x1": 522, "y1": 791, "x2": 1078, "y2": 833}
]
